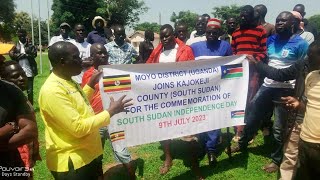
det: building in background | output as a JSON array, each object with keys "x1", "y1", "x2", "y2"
[{"x1": 128, "y1": 31, "x2": 160, "y2": 52}]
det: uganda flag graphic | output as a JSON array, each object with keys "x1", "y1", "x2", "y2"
[
  {"x1": 103, "y1": 74, "x2": 131, "y2": 93},
  {"x1": 221, "y1": 63, "x2": 243, "y2": 79},
  {"x1": 231, "y1": 110, "x2": 245, "y2": 119},
  {"x1": 110, "y1": 131, "x2": 125, "y2": 142}
]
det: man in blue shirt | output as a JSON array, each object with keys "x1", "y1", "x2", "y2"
[
  {"x1": 87, "y1": 16, "x2": 108, "y2": 45},
  {"x1": 230, "y1": 11, "x2": 309, "y2": 173},
  {"x1": 191, "y1": 18, "x2": 232, "y2": 60},
  {"x1": 190, "y1": 18, "x2": 232, "y2": 167},
  {"x1": 105, "y1": 25, "x2": 138, "y2": 64}
]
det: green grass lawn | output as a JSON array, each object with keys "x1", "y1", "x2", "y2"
[{"x1": 30, "y1": 53, "x2": 277, "y2": 180}]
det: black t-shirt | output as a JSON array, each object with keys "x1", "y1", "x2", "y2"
[
  {"x1": 0, "y1": 80, "x2": 31, "y2": 127},
  {"x1": 0, "y1": 80, "x2": 32, "y2": 171}
]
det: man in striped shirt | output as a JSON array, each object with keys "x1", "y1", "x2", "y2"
[{"x1": 231, "y1": 5, "x2": 268, "y2": 141}]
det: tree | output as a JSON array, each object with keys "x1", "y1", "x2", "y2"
[
  {"x1": 12, "y1": 12, "x2": 52, "y2": 45},
  {"x1": 0, "y1": 0, "x2": 15, "y2": 42},
  {"x1": 170, "y1": 11, "x2": 199, "y2": 34},
  {"x1": 51, "y1": 0, "x2": 148, "y2": 31},
  {"x1": 13, "y1": 12, "x2": 32, "y2": 32},
  {"x1": 212, "y1": 5, "x2": 241, "y2": 22},
  {"x1": 308, "y1": 14, "x2": 320, "y2": 34},
  {"x1": 97, "y1": 0, "x2": 148, "y2": 27},
  {"x1": 211, "y1": 5, "x2": 241, "y2": 33},
  {"x1": 133, "y1": 22, "x2": 161, "y2": 33},
  {"x1": 51, "y1": 0, "x2": 100, "y2": 32}
]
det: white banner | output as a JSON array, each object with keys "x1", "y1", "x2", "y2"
[{"x1": 99, "y1": 55, "x2": 249, "y2": 147}]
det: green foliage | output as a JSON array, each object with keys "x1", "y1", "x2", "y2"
[
  {"x1": 308, "y1": 14, "x2": 320, "y2": 33},
  {"x1": 51, "y1": 0, "x2": 100, "y2": 31},
  {"x1": 51, "y1": 0, "x2": 148, "y2": 31},
  {"x1": 212, "y1": 5, "x2": 241, "y2": 22},
  {"x1": 98, "y1": 0, "x2": 148, "y2": 27},
  {"x1": 12, "y1": 12, "x2": 52, "y2": 46},
  {"x1": 133, "y1": 22, "x2": 161, "y2": 33},
  {"x1": 170, "y1": 10, "x2": 199, "y2": 34},
  {"x1": 0, "y1": 0, "x2": 15, "y2": 42},
  {"x1": 13, "y1": 12, "x2": 31, "y2": 30},
  {"x1": 212, "y1": 5, "x2": 241, "y2": 33}
]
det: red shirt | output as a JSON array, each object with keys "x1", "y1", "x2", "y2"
[
  {"x1": 146, "y1": 38, "x2": 195, "y2": 63},
  {"x1": 82, "y1": 67, "x2": 104, "y2": 114},
  {"x1": 231, "y1": 25, "x2": 267, "y2": 62}
]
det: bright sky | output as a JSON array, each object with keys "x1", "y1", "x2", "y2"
[{"x1": 15, "y1": 0, "x2": 320, "y2": 26}]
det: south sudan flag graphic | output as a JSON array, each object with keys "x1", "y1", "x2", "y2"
[
  {"x1": 110, "y1": 131, "x2": 125, "y2": 142},
  {"x1": 231, "y1": 110, "x2": 245, "y2": 119},
  {"x1": 221, "y1": 63, "x2": 243, "y2": 79},
  {"x1": 103, "y1": 74, "x2": 131, "y2": 93}
]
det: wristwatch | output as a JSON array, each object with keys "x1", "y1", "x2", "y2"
[{"x1": 6, "y1": 122, "x2": 20, "y2": 134}]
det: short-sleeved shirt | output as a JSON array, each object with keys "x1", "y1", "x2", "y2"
[
  {"x1": 48, "y1": 35, "x2": 75, "y2": 47},
  {"x1": 105, "y1": 41, "x2": 138, "y2": 65},
  {"x1": 86, "y1": 30, "x2": 107, "y2": 45},
  {"x1": 300, "y1": 70, "x2": 320, "y2": 143},
  {"x1": 191, "y1": 40, "x2": 232, "y2": 60},
  {"x1": 0, "y1": 80, "x2": 32, "y2": 167},
  {"x1": 18, "y1": 41, "x2": 33, "y2": 77},
  {"x1": 71, "y1": 41, "x2": 91, "y2": 84},
  {"x1": 264, "y1": 34, "x2": 309, "y2": 88}
]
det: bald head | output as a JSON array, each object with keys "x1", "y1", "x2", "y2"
[
  {"x1": 90, "y1": 43, "x2": 108, "y2": 68},
  {"x1": 113, "y1": 24, "x2": 126, "y2": 46},
  {"x1": 90, "y1": 43, "x2": 105, "y2": 56},
  {"x1": 48, "y1": 42, "x2": 78, "y2": 66},
  {"x1": 48, "y1": 41, "x2": 82, "y2": 77}
]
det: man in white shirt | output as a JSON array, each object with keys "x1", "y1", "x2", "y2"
[
  {"x1": 71, "y1": 24, "x2": 91, "y2": 84},
  {"x1": 49, "y1": 22, "x2": 75, "y2": 47},
  {"x1": 48, "y1": 22, "x2": 76, "y2": 70},
  {"x1": 187, "y1": 16, "x2": 207, "y2": 46},
  {"x1": 9, "y1": 29, "x2": 37, "y2": 104}
]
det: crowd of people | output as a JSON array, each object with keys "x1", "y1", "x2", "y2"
[{"x1": 0, "y1": 2, "x2": 319, "y2": 180}]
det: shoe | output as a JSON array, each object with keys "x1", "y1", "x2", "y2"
[{"x1": 207, "y1": 152, "x2": 217, "y2": 166}]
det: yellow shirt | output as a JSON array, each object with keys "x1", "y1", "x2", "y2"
[
  {"x1": 301, "y1": 70, "x2": 320, "y2": 143},
  {"x1": 39, "y1": 73, "x2": 110, "y2": 172}
]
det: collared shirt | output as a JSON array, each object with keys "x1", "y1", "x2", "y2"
[
  {"x1": 105, "y1": 41, "x2": 138, "y2": 65},
  {"x1": 18, "y1": 41, "x2": 33, "y2": 77},
  {"x1": 38, "y1": 73, "x2": 110, "y2": 172},
  {"x1": 264, "y1": 34, "x2": 308, "y2": 89},
  {"x1": 48, "y1": 35, "x2": 75, "y2": 47},
  {"x1": 87, "y1": 30, "x2": 107, "y2": 45},
  {"x1": 301, "y1": 70, "x2": 320, "y2": 143}
]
